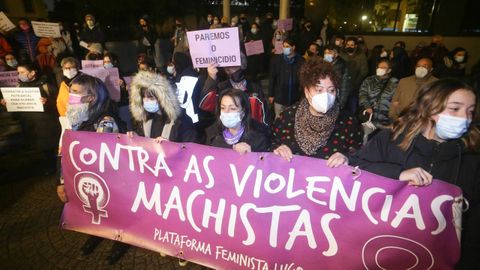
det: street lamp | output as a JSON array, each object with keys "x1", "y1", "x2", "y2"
[{"x1": 361, "y1": 15, "x2": 367, "y2": 21}]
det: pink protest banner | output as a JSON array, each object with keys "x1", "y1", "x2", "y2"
[
  {"x1": 274, "y1": 41, "x2": 283, "y2": 54},
  {"x1": 0, "y1": 71, "x2": 18, "y2": 87},
  {"x1": 79, "y1": 68, "x2": 120, "y2": 102},
  {"x1": 186, "y1": 27, "x2": 241, "y2": 68},
  {"x1": 81, "y1": 60, "x2": 104, "y2": 69},
  {"x1": 245, "y1": 40, "x2": 264, "y2": 56},
  {"x1": 277, "y1": 18, "x2": 293, "y2": 31},
  {"x1": 80, "y1": 68, "x2": 109, "y2": 82},
  {"x1": 61, "y1": 131, "x2": 462, "y2": 270},
  {"x1": 104, "y1": 67, "x2": 121, "y2": 102}
]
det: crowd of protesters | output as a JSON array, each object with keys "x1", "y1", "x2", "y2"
[{"x1": 0, "y1": 12, "x2": 479, "y2": 268}]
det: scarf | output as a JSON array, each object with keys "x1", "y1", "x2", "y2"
[
  {"x1": 223, "y1": 125, "x2": 245, "y2": 145},
  {"x1": 294, "y1": 98, "x2": 340, "y2": 155}
]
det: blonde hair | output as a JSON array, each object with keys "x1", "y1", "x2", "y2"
[{"x1": 392, "y1": 79, "x2": 480, "y2": 152}]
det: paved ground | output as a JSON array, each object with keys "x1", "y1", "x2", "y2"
[{"x1": 0, "y1": 151, "x2": 209, "y2": 270}]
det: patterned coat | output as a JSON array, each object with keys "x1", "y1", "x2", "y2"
[
  {"x1": 359, "y1": 75, "x2": 399, "y2": 126},
  {"x1": 271, "y1": 102, "x2": 363, "y2": 159}
]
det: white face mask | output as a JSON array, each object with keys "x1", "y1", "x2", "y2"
[
  {"x1": 63, "y1": 69, "x2": 78, "y2": 79},
  {"x1": 415, "y1": 66, "x2": 429, "y2": 79},
  {"x1": 311, "y1": 92, "x2": 336, "y2": 113},
  {"x1": 380, "y1": 51, "x2": 388, "y2": 58},
  {"x1": 220, "y1": 111, "x2": 242, "y2": 128},
  {"x1": 376, "y1": 68, "x2": 387, "y2": 77},
  {"x1": 454, "y1": 55, "x2": 465, "y2": 63},
  {"x1": 167, "y1": 65, "x2": 175, "y2": 75},
  {"x1": 435, "y1": 114, "x2": 471, "y2": 140},
  {"x1": 66, "y1": 103, "x2": 90, "y2": 130},
  {"x1": 251, "y1": 28, "x2": 258, "y2": 34}
]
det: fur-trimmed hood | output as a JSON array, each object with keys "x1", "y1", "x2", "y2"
[{"x1": 130, "y1": 71, "x2": 181, "y2": 122}]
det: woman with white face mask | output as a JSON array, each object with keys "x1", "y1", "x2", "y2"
[
  {"x1": 329, "y1": 79, "x2": 480, "y2": 268},
  {"x1": 272, "y1": 58, "x2": 363, "y2": 162},
  {"x1": 359, "y1": 59, "x2": 399, "y2": 128},
  {"x1": 128, "y1": 71, "x2": 198, "y2": 143},
  {"x1": 56, "y1": 57, "x2": 80, "y2": 117},
  {"x1": 205, "y1": 88, "x2": 270, "y2": 154}
]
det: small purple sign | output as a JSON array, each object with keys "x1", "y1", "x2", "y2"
[
  {"x1": 0, "y1": 71, "x2": 18, "y2": 87},
  {"x1": 61, "y1": 131, "x2": 462, "y2": 270}
]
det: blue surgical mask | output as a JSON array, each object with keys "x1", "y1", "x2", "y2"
[
  {"x1": 283, "y1": 47, "x2": 291, "y2": 56},
  {"x1": 324, "y1": 54, "x2": 334, "y2": 63},
  {"x1": 18, "y1": 74, "x2": 30, "y2": 82},
  {"x1": 104, "y1": 63, "x2": 114, "y2": 69},
  {"x1": 435, "y1": 114, "x2": 471, "y2": 140},
  {"x1": 220, "y1": 111, "x2": 242, "y2": 128},
  {"x1": 143, "y1": 100, "x2": 160, "y2": 113}
]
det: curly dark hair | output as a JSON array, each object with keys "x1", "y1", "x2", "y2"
[{"x1": 299, "y1": 58, "x2": 341, "y2": 90}]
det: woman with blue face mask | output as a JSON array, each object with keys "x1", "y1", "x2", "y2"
[
  {"x1": 272, "y1": 58, "x2": 363, "y2": 162},
  {"x1": 128, "y1": 71, "x2": 198, "y2": 143},
  {"x1": 205, "y1": 88, "x2": 270, "y2": 154},
  {"x1": 329, "y1": 79, "x2": 480, "y2": 269}
]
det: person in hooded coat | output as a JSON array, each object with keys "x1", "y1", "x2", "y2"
[{"x1": 128, "y1": 71, "x2": 198, "y2": 143}]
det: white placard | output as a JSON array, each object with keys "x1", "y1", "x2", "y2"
[
  {"x1": 31, "y1": 21, "x2": 61, "y2": 38},
  {"x1": 0, "y1": 12, "x2": 15, "y2": 32},
  {"x1": 186, "y1": 27, "x2": 241, "y2": 68},
  {"x1": 1, "y1": 87, "x2": 44, "y2": 112}
]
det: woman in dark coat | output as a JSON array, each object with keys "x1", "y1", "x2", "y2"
[{"x1": 329, "y1": 79, "x2": 480, "y2": 269}]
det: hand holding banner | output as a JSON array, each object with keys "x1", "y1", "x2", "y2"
[
  {"x1": 61, "y1": 131, "x2": 463, "y2": 270},
  {"x1": 186, "y1": 27, "x2": 241, "y2": 68}
]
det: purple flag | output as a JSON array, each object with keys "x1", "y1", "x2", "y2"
[{"x1": 61, "y1": 131, "x2": 462, "y2": 270}]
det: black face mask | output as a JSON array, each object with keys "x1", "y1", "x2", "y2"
[
  {"x1": 307, "y1": 51, "x2": 314, "y2": 56},
  {"x1": 430, "y1": 43, "x2": 438, "y2": 48},
  {"x1": 346, "y1": 47, "x2": 355, "y2": 54},
  {"x1": 230, "y1": 69, "x2": 245, "y2": 83}
]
